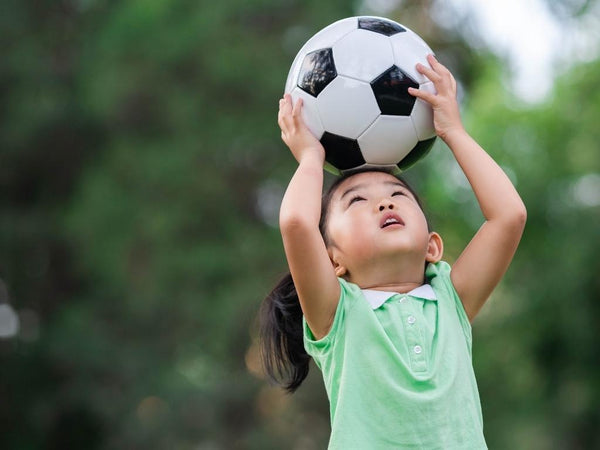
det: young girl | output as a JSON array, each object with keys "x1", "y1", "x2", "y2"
[{"x1": 260, "y1": 54, "x2": 526, "y2": 449}]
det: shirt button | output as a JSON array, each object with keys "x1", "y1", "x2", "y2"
[
  {"x1": 414, "y1": 345, "x2": 422, "y2": 354},
  {"x1": 399, "y1": 297, "x2": 406, "y2": 303},
  {"x1": 407, "y1": 315, "x2": 416, "y2": 324}
]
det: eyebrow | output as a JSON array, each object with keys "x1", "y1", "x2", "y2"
[{"x1": 339, "y1": 180, "x2": 408, "y2": 200}]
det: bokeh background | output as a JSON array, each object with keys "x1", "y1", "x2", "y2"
[{"x1": 1, "y1": 0, "x2": 599, "y2": 448}]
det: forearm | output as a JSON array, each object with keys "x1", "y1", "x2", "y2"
[
  {"x1": 279, "y1": 153, "x2": 325, "y2": 229},
  {"x1": 443, "y1": 129, "x2": 526, "y2": 223},
  {"x1": 409, "y1": 55, "x2": 525, "y2": 223},
  {"x1": 276, "y1": 96, "x2": 340, "y2": 337},
  {"x1": 411, "y1": 55, "x2": 526, "y2": 318}
]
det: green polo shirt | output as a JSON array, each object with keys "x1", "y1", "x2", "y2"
[{"x1": 303, "y1": 261, "x2": 487, "y2": 449}]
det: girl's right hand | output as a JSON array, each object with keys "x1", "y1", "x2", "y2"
[{"x1": 278, "y1": 94, "x2": 325, "y2": 164}]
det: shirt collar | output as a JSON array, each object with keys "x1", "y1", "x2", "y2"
[{"x1": 361, "y1": 284, "x2": 436, "y2": 309}]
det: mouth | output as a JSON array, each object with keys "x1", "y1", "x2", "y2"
[{"x1": 380, "y1": 213, "x2": 405, "y2": 229}]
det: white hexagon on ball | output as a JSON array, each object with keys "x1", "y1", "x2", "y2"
[
  {"x1": 389, "y1": 29, "x2": 434, "y2": 85},
  {"x1": 333, "y1": 28, "x2": 395, "y2": 82},
  {"x1": 410, "y1": 82, "x2": 437, "y2": 140},
  {"x1": 358, "y1": 115, "x2": 418, "y2": 164},
  {"x1": 317, "y1": 76, "x2": 380, "y2": 139},
  {"x1": 284, "y1": 19, "x2": 358, "y2": 94},
  {"x1": 289, "y1": 87, "x2": 325, "y2": 140}
]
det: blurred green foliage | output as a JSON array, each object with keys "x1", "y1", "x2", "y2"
[{"x1": 0, "y1": 0, "x2": 598, "y2": 449}]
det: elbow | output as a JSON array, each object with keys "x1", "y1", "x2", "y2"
[
  {"x1": 515, "y1": 201, "x2": 527, "y2": 227},
  {"x1": 490, "y1": 201, "x2": 527, "y2": 234},
  {"x1": 279, "y1": 212, "x2": 318, "y2": 236},
  {"x1": 505, "y1": 202, "x2": 527, "y2": 233}
]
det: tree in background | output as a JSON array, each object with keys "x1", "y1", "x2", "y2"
[{"x1": 0, "y1": 0, "x2": 598, "y2": 448}]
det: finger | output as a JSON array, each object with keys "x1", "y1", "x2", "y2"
[
  {"x1": 281, "y1": 117, "x2": 296, "y2": 136},
  {"x1": 415, "y1": 62, "x2": 441, "y2": 83},
  {"x1": 292, "y1": 97, "x2": 303, "y2": 118},
  {"x1": 278, "y1": 101, "x2": 292, "y2": 128},
  {"x1": 427, "y1": 54, "x2": 441, "y2": 68},
  {"x1": 278, "y1": 115, "x2": 287, "y2": 133},
  {"x1": 427, "y1": 54, "x2": 455, "y2": 85},
  {"x1": 278, "y1": 97, "x2": 293, "y2": 123},
  {"x1": 427, "y1": 54, "x2": 450, "y2": 75},
  {"x1": 280, "y1": 95, "x2": 292, "y2": 111},
  {"x1": 277, "y1": 102, "x2": 287, "y2": 127},
  {"x1": 279, "y1": 112, "x2": 293, "y2": 132},
  {"x1": 408, "y1": 86, "x2": 437, "y2": 105}
]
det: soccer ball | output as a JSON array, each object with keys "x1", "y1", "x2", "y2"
[{"x1": 284, "y1": 16, "x2": 437, "y2": 175}]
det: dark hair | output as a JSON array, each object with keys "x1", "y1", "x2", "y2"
[{"x1": 259, "y1": 170, "x2": 429, "y2": 392}]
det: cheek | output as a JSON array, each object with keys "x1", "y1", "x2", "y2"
[
  {"x1": 327, "y1": 212, "x2": 372, "y2": 246},
  {"x1": 403, "y1": 204, "x2": 428, "y2": 230},
  {"x1": 413, "y1": 212, "x2": 429, "y2": 231},
  {"x1": 415, "y1": 220, "x2": 433, "y2": 249}
]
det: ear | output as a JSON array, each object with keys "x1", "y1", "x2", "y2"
[
  {"x1": 425, "y1": 232, "x2": 444, "y2": 263},
  {"x1": 334, "y1": 264, "x2": 347, "y2": 277},
  {"x1": 328, "y1": 247, "x2": 347, "y2": 277}
]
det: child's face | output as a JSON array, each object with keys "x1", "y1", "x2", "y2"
[{"x1": 324, "y1": 171, "x2": 435, "y2": 279}]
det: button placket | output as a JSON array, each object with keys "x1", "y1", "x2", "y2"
[{"x1": 400, "y1": 296, "x2": 427, "y2": 372}]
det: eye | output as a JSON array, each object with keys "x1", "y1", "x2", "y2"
[
  {"x1": 348, "y1": 195, "x2": 365, "y2": 205},
  {"x1": 392, "y1": 191, "x2": 406, "y2": 197}
]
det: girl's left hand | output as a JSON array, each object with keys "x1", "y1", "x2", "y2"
[{"x1": 408, "y1": 54, "x2": 464, "y2": 142}]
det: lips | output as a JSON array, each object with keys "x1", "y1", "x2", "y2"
[{"x1": 380, "y1": 213, "x2": 405, "y2": 228}]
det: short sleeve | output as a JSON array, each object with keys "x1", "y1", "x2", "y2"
[
  {"x1": 303, "y1": 278, "x2": 357, "y2": 357},
  {"x1": 426, "y1": 261, "x2": 472, "y2": 345}
]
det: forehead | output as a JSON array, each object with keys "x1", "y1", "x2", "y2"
[{"x1": 332, "y1": 171, "x2": 410, "y2": 201}]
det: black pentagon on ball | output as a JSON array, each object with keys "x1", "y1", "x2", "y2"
[
  {"x1": 371, "y1": 66, "x2": 419, "y2": 116},
  {"x1": 398, "y1": 137, "x2": 437, "y2": 171},
  {"x1": 297, "y1": 48, "x2": 337, "y2": 97},
  {"x1": 358, "y1": 17, "x2": 406, "y2": 36},
  {"x1": 320, "y1": 132, "x2": 365, "y2": 170}
]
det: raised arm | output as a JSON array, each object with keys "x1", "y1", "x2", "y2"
[
  {"x1": 277, "y1": 94, "x2": 340, "y2": 339},
  {"x1": 409, "y1": 55, "x2": 527, "y2": 321}
]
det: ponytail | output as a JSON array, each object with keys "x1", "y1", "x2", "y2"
[{"x1": 259, "y1": 272, "x2": 310, "y2": 393}]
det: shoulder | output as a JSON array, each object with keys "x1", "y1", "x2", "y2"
[
  {"x1": 338, "y1": 277, "x2": 363, "y2": 301},
  {"x1": 303, "y1": 277, "x2": 363, "y2": 350},
  {"x1": 427, "y1": 261, "x2": 473, "y2": 340},
  {"x1": 426, "y1": 260, "x2": 452, "y2": 290}
]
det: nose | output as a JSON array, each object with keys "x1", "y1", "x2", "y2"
[{"x1": 378, "y1": 199, "x2": 394, "y2": 211}]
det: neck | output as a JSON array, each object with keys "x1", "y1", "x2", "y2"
[
  {"x1": 363, "y1": 280, "x2": 425, "y2": 293},
  {"x1": 345, "y1": 256, "x2": 428, "y2": 293}
]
